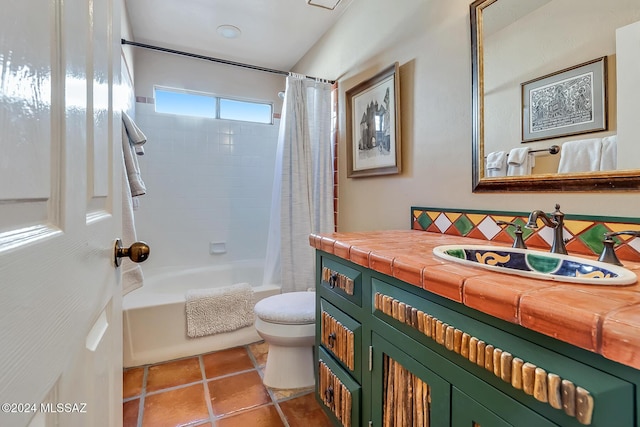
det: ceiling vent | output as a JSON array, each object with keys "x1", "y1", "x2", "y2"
[{"x1": 307, "y1": 0, "x2": 341, "y2": 10}]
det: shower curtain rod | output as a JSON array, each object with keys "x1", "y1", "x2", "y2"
[{"x1": 121, "y1": 39, "x2": 335, "y2": 84}]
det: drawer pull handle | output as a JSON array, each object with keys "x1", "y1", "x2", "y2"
[
  {"x1": 321, "y1": 311, "x2": 356, "y2": 370},
  {"x1": 328, "y1": 332, "x2": 337, "y2": 348},
  {"x1": 329, "y1": 273, "x2": 338, "y2": 288},
  {"x1": 319, "y1": 361, "x2": 352, "y2": 427},
  {"x1": 321, "y1": 267, "x2": 355, "y2": 295},
  {"x1": 324, "y1": 386, "x2": 334, "y2": 404}
]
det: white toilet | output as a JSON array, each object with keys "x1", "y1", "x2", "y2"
[{"x1": 254, "y1": 291, "x2": 316, "y2": 389}]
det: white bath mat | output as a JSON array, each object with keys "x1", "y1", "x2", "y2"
[{"x1": 185, "y1": 283, "x2": 255, "y2": 338}]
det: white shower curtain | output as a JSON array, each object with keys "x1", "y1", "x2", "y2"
[{"x1": 263, "y1": 75, "x2": 334, "y2": 293}]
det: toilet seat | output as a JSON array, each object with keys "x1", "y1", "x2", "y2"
[{"x1": 254, "y1": 291, "x2": 315, "y2": 325}]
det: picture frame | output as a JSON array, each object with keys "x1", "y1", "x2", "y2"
[
  {"x1": 521, "y1": 56, "x2": 607, "y2": 142},
  {"x1": 346, "y1": 62, "x2": 401, "y2": 177}
]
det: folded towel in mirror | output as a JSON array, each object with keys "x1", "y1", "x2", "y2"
[
  {"x1": 507, "y1": 147, "x2": 533, "y2": 176},
  {"x1": 600, "y1": 135, "x2": 617, "y2": 171},
  {"x1": 557, "y1": 138, "x2": 602, "y2": 173},
  {"x1": 486, "y1": 151, "x2": 507, "y2": 177}
]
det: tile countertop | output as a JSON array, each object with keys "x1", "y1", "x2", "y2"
[{"x1": 309, "y1": 230, "x2": 640, "y2": 371}]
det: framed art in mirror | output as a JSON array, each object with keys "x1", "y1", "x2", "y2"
[
  {"x1": 522, "y1": 57, "x2": 607, "y2": 142},
  {"x1": 346, "y1": 62, "x2": 401, "y2": 178}
]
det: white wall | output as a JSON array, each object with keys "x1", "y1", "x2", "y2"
[
  {"x1": 293, "y1": 0, "x2": 640, "y2": 232},
  {"x1": 132, "y1": 50, "x2": 285, "y2": 271},
  {"x1": 119, "y1": 0, "x2": 135, "y2": 82}
]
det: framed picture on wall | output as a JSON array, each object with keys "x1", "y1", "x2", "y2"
[
  {"x1": 346, "y1": 62, "x2": 401, "y2": 177},
  {"x1": 521, "y1": 56, "x2": 607, "y2": 142}
]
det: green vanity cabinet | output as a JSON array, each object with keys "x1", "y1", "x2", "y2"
[{"x1": 315, "y1": 250, "x2": 637, "y2": 427}]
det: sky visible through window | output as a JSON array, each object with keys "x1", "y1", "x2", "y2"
[
  {"x1": 220, "y1": 98, "x2": 272, "y2": 124},
  {"x1": 155, "y1": 88, "x2": 272, "y2": 124}
]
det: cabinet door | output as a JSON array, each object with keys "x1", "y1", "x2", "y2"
[
  {"x1": 452, "y1": 387, "x2": 513, "y2": 427},
  {"x1": 452, "y1": 387, "x2": 559, "y2": 427},
  {"x1": 371, "y1": 333, "x2": 451, "y2": 427}
]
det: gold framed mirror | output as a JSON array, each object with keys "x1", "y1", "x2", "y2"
[{"x1": 471, "y1": 0, "x2": 640, "y2": 192}]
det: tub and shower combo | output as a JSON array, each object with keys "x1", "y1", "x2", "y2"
[
  {"x1": 123, "y1": 96, "x2": 318, "y2": 384},
  {"x1": 123, "y1": 260, "x2": 280, "y2": 367},
  {"x1": 122, "y1": 106, "x2": 283, "y2": 368}
]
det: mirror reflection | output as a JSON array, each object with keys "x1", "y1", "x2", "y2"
[{"x1": 472, "y1": 0, "x2": 640, "y2": 191}]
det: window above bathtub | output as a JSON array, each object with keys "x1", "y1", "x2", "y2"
[{"x1": 154, "y1": 86, "x2": 273, "y2": 124}]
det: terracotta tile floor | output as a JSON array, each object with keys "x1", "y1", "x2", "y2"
[{"x1": 123, "y1": 341, "x2": 334, "y2": 427}]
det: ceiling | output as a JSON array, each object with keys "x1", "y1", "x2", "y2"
[{"x1": 124, "y1": 0, "x2": 355, "y2": 72}]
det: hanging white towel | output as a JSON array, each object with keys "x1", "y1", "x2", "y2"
[
  {"x1": 122, "y1": 111, "x2": 147, "y2": 155},
  {"x1": 600, "y1": 135, "x2": 617, "y2": 171},
  {"x1": 122, "y1": 124, "x2": 146, "y2": 198},
  {"x1": 557, "y1": 138, "x2": 602, "y2": 173},
  {"x1": 507, "y1": 147, "x2": 534, "y2": 176},
  {"x1": 121, "y1": 153, "x2": 144, "y2": 295},
  {"x1": 485, "y1": 151, "x2": 507, "y2": 177}
]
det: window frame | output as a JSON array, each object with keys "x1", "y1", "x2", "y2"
[{"x1": 153, "y1": 86, "x2": 274, "y2": 125}]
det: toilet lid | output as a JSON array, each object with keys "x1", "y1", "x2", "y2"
[{"x1": 254, "y1": 291, "x2": 315, "y2": 325}]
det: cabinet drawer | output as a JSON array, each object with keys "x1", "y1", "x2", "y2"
[
  {"x1": 371, "y1": 277, "x2": 634, "y2": 426},
  {"x1": 318, "y1": 347, "x2": 361, "y2": 427},
  {"x1": 320, "y1": 257, "x2": 362, "y2": 307},
  {"x1": 320, "y1": 299, "x2": 362, "y2": 382}
]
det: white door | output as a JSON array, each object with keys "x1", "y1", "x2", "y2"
[{"x1": 1, "y1": 0, "x2": 124, "y2": 426}]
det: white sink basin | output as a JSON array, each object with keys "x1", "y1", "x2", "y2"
[{"x1": 433, "y1": 245, "x2": 637, "y2": 286}]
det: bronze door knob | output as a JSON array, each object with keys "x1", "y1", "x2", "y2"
[{"x1": 114, "y1": 238, "x2": 150, "y2": 266}]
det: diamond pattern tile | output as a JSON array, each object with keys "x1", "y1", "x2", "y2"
[
  {"x1": 535, "y1": 226, "x2": 555, "y2": 247},
  {"x1": 578, "y1": 224, "x2": 612, "y2": 254},
  {"x1": 613, "y1": 244, "x2": 640, "y2": 263},
  {"x1": 434, "y1": 213, "x2": 453, "y2": 233},
  {"x1": 628, "y1": 237, "x2": 640, "y2": 253},
  {"x1": 493, "y1": 230, "x2": 516, "y2": 245},
  {"x1": 444, "y1": 212, "x2": 462, "y2": 223},
  {"x1": 563, "y1": 219, "x2": 593, "y2": 236},
  {"x1": 476, "y1": 216, "x2": 502, "y2": 240},
  {"x1": 411, "y1": 207, "x2": 640, "y2": 262},
  {"x1": 605, "y1": 223, "x2": 640, "y2": 233},
  {"x1": 454, "y1": 215, "x2": 474, "y2": 236},
  {"x1": 565, "y1": 238, "x2": 593, "y2": 255},
  {"x1": 426, "y1": 211, "x2": 441, "y2": 221},
  {"x1": 466, "y1": 214, "x2": 487, "y2": 225},
  {"x1": 415, "y1": 212, "x2": 432, "y2": 230}
]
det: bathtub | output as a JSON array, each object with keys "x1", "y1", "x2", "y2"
[{"x1": 123, "y1": 260, "x2": 280, "y2": 368}]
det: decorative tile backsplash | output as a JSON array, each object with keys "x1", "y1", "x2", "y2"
[{"x1": 412, "y1": 207, "x2": 640, "y2": 262}]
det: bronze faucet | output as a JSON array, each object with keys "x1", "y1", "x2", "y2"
[
  {"x1": 597, "y1": 231, "x2": 640, "y2": 266},
  {"x1": 525, "y1": 204, "x2": 567, "y2": 255}
]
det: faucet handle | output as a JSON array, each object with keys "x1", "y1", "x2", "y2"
[
  {"x1": 598, "y1": 235, "x2": 623, "y2": 266},
  {"x1": 598, "y1": 230, "x2": 640, "y2": 266},
  {"x1": 496, "y1": 220, "x2": 527, "y2": 249}
]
